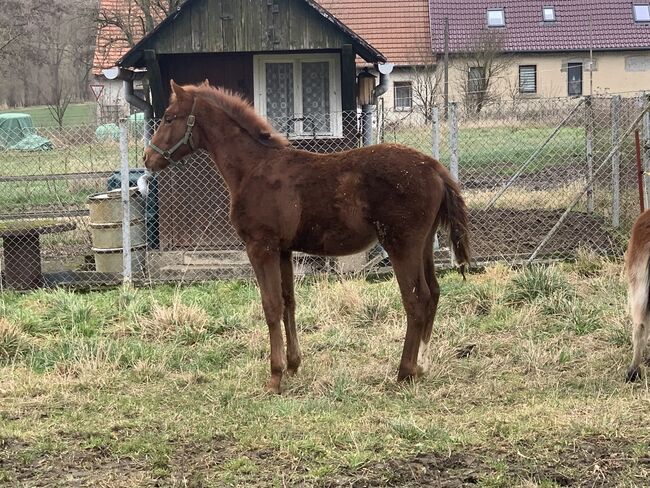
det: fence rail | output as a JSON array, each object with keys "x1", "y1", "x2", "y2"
[{"x1": 0, "y1": 93, "x2": 649, "y2": 290}]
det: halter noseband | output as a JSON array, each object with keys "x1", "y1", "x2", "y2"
[{"x1": 149, "y1": 98, "x2": 197, "y2": 167}]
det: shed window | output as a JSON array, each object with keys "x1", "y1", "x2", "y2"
[
  {"x1": 487, "y1": 9, "x2": 505, "y2": 27},
  {"x1": 633, "y1": 4, "x2": 650, "y2": 22},
  {"x1": 519, "y1": 65, "x2": 537, "y2": 93},
  {"x1": 255, "y1": 54, "x2": 341, "y2": 138},
  {"x1": 394, "y1": 82, "x2": 413, "y2": 111},
  {"x1": 543, "y1": 6, "x2": 556, "y2": 21}
]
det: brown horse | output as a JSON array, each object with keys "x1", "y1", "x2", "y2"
[
  {"x1": 625, "y1": 209, "x2": 650, "y2": 382},
  {"x1": 144, "y1": 80, "x2": 470, "y2": 393}
]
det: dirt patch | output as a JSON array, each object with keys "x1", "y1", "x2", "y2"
[
  {"x1": 434, "y1": 208, "x2": 623, "y2": 263},
  {"x1": 463, "y1": 162, "x2": 587, "y2": 191},
  {"x1": 324, "y1": 436, "x2": 650, "y2": 488}
]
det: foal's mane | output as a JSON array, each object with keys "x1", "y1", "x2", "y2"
[{"x1": 184, "y1": 84, "x2": 289, "y2": 148}]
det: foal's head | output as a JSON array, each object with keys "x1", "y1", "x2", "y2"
[{"x1": 144, "y1": 80, "x2": 203, "y2": 172}]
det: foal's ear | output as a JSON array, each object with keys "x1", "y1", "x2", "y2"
[
  {"x1": 202, "y1": 78, "x2": 210, "y2": 87},
  {"x1": 170, "y1": 79, "x2": 185, "y2": 97}
]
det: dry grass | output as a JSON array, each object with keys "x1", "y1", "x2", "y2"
[{"x1": 0, "y1": 264, "x2": 649, "y2": 486}]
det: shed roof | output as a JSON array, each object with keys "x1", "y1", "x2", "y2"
[{"x1": 94, "y1": 0, "x2": 386, "y2": 74}]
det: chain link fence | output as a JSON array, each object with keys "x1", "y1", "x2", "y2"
[{"x1": 0, "y1": 93, "x2": 648, "y2": 290}]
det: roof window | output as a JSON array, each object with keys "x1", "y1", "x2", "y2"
[
  {"x1": 633, "y1": 4, "x2": 650, "y2": 22},
  {"x1": 487, "y1": 9, "x2": 505, "y2": 27},
  {"x1": 543, "y1": 6, "x2": 556, "y2": 22}
]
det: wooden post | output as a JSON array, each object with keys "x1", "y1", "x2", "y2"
[
  {"x1": 144, "y1": 50, "x2": 167, "y2": 118},
  {"x1": 643, "y1": 94, "x2": 650, "y2": 210},
  {"x1": 443, "y1": 17, "x2": 449, "y2": 120}
]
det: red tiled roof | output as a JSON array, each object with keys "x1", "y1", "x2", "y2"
[
  {"x1": 93, "y1": 0, "x2": 171, "y2": 75},
  {"x1": 317, "y1": 0, "x2": 431, "y2": 65},
  {"x1": 430, "y1": 0, "x2": 650, "y2": 54}
]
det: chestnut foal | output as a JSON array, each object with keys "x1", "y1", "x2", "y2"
[
  {"x1": 625, "y1": 209, "x2": 650, "y2": 382},
  {"x1": 144, "y1": 81, "x2": 470, "y2": 393}
]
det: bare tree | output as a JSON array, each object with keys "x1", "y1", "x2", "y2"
[
  {"x1": 97, "y1": 0, "x2": 186, "y2": 49},
  {"x1": 454, "y1": 29, "x2": 511, "y2": 114},
  {"x1": 407, "y1": 49, "x2": 442, "y2": 122}
]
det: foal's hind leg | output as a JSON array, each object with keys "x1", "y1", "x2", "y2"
[
  {"x1": 280, "y1": 251, "x2": 301, "y2": 375},
  {"x1": 626, "y1": 282, "x2": 650, "y2": 382},
  {"x1": 386, "y1": 246, "x2": 431, "y2": 381},
  {"x1": 417, "y1": 228, "x2": 440, "y2": 375}
]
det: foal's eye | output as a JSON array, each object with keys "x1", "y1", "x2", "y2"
[{"x1": 164, "y1": 115, "x2": 176, "y2": 124}]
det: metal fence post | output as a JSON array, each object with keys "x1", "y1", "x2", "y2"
[
  {"x1": 611, "y1": 95, "x2": 621, "y2": 228},
  {"x1": 641, "y1": 93, "x2": 650, "y2": 208},
  {"x1": 449, "y1": 102, "x2": 459, "y2": 180},
  {"x1": 119, "y1": 118, "x2": 132, "y2": 284},
  {"x1": 448, "y1": 102, "x2": 459, "y2": 265},
  {"x1": 432, "y1": 106, "x2": 440, "y2": 160},
  {"x1": 585, "y1": 96, "x2": 594, "y2": 212}
]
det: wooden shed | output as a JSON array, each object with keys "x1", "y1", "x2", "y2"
[{"x1": 117, "y1": 0, "x2": 386, "y2": 257}]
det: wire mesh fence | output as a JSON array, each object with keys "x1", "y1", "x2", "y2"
[{"x1": 0, "y1": 93, "x2": 648, "y2": 290}]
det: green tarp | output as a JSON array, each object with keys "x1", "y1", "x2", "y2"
[
  {"x1": 0, "y1": 113, "x2": 53, "y2": 151},
  {"x1": 95, "y1": 113, "x2": 145, "y2": 142}
]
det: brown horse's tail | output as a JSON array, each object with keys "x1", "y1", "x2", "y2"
[{"x1": 438, "y1": 171, "x2": 471, "y2": 277}]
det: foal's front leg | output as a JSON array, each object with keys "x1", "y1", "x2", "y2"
[
  {"x1": 247, "y1": 242, "x2": 286, "y2": 393},
  {"x1": 280, "y1": 251, "x2": 301, "y2": 375}
]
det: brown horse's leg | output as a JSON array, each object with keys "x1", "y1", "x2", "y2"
[
  {"x1": 280, "y1": 250, "x2": 301, "y2": 375},
  {"x1": 388, "y1": 249, "x2": 430, "y2": 381},
  {"x1": 247, "y1": 243, "x2": 286, "y2": 393},
  {"x1": 418, "y1": 228, "x2": 440, "y2": 375},
  {"x1": 627, "y1": 321, "x2": 649, "y2": 381}
]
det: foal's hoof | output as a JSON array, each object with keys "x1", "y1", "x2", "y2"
[
  {"x1": 625, "y1": 368, "x2": 641, "y2": 383},
  {"x1": 265, "y1": 377, "x2": 282, "y2": 394},
  {"x1": 397, "y1": 367, "x2": 421, "y2": 383},
  {"x1": 286, "y1": 366, "x2": 299, "y2": 377}
]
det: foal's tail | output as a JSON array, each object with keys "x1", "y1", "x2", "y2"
[{"x1": 438, "y1": 170, "x2": 471, "y2": 277}]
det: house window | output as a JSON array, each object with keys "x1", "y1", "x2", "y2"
[
  {"x1": 567, "y1": 62, "x2": 583, "y2": 96},
  {"x1": 542, "y1": 6, "x2": 556, "y2": 21},
  {"x1": 394, "y1": 82, "x2": 413, "y2": 111},
  {"x1": 633, "y1": 4, "x2": 650, "y2": 22},
  {"x1": 519, "y1": 65, "x2": 537, "y2": 94},
  {"x1": 468, "y1": 66, "x2": 486, "y2": 95},
  {"x1": 487, "y1": 9, "x2": 505, "y2": 27},
  {"x1": 254, "y1": 54, "x2": 342, "y2": 138}
]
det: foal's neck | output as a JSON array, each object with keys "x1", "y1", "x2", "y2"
[{"x1": 200, "y1": 110, "x2": 282, "y2": 193}]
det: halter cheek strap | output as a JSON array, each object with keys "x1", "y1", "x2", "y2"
[{"x1": 149, "y1": 98, "x2": 197, "y2": 167}]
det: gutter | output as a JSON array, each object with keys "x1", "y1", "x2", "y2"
[
  {"x1": 102, "y1": 67, "x2": 153, "y2": 146},
  {"x1": 372, "y1": 63, "x2": 394, "y2": 100}
]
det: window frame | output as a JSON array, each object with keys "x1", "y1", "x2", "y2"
[
  {"x1": 518, "y1": 65, "x2": 537, "y2": 94},
  {"x1": 567, "y1": 62, "x2": 583, "y2": 97},
  {"x1": 253, "y1": 53, "x2": 342, "y2": 139},
  {"x1": 468, "y1": 66, "x2": 486, "y2": 95},
  {"x1": 542, "y1": 6, "x2": 556, "y2": 22},
  {"x1": 633, "y1": 4, "x2": 650, "y2": 22},
  {"x1": 393, "y1": 81, "x2": 413, "y2": 112},
  {"x1": 486, "y1": 8, "x2": 505, "y2": 27}
]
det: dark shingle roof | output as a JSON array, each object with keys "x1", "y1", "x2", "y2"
[{"x1": 430, "y1": 0, "x2": 650, "y2": 54}]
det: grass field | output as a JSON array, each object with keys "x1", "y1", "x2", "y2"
[
  {"x1": 0, "y1": 103, "x2": 97, "y2": 128},
  {"x1": 1, "y1": 257, "x2": 649, "y2": 486}
]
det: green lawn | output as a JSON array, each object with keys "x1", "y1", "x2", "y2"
[
  {"x1": 1, "y1": 260, "x2": 648, "y2": 486},
  {"x1": 385, "y1": 125, "x2": 587, "y2": 174},
  {"x1": 1, "y1": 103, "x2": 97, "y2": 127}
]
